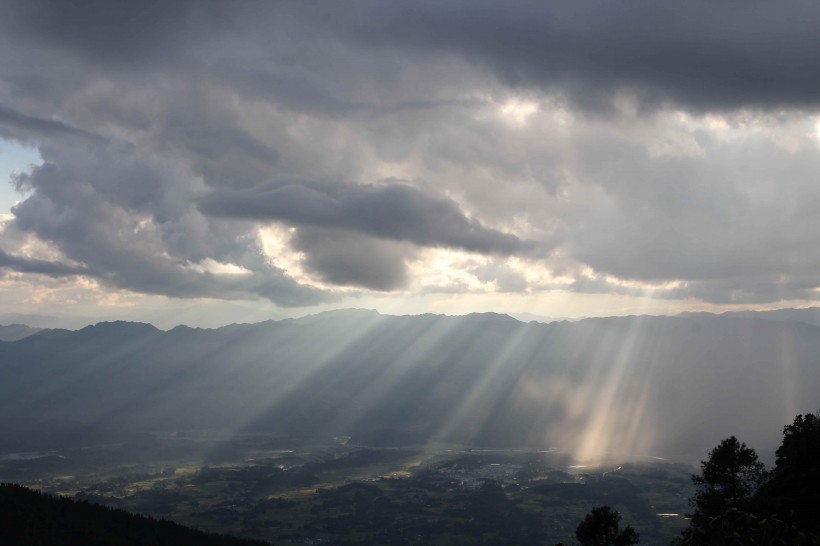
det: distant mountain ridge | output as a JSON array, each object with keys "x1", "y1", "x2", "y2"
[
  {"x1": 9, "y1": 304, "x2": 820, "y2": 333},
  {"x1": 2, "y1": 310, "x2": 819, "y2": 463},
  {"x1": 679, "y1": 306, "x2": 820, "y2": 327},
  {"x1": 0, "y1": 323, "x2": 43, "y2": 341}
]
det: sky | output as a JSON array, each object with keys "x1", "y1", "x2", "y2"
[{"x1": 3, "y1": 1, "x2": 820, "y2": 328}]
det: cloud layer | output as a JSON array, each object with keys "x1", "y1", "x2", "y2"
[
  {"x1": 3, "y1": 1, "x2": 820, "y2": 309},
  {"x1": 199, "y1": 180, "x2": 526, "y2": 254}
]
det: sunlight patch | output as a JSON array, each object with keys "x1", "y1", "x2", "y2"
[
  {"x1": 183, "y1": 258, "x2": 251, "y2": 276},
  {"x1": 7, "y1": 230, "x2": 80, "y2": 266},
  {"x1": 506, "y1": 257, "x2": 575, "y2": 289},
  {"x1": 407, "y1": 248, "x2": 495, "y2": 293},
  {"x1": 498, "y1": 98, "x2": 540, "y2": 126},
  {"x1": 259, "y1": 224, "x2": 305, "y2": 276},
  {"x1": 814, "y1": 116, "x2": 820, "y2": 146}
]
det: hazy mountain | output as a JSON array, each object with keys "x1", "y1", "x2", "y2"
[
  {"x1": 506, "y1": 312, "x2": 581, "y2": 323},
  {"x1": 0, "y1": 323, "x2": 42, "y2": 341},
  {"x1": 1, "y1": 311, "x2": 818, "y2": 463},
  {"x1": 0, "y1": 313, "x2": 95, "y2": 330},
  {"x1": 679, "y1": 307, "x2": 820, "y2": 327}
]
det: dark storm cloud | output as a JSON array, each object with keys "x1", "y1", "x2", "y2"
[
  {"x1": 0, "y1": 106, "x2": 103, "y2": 143},
  {"x1": 339, "y1": 0, "x2": 820, "y2": 112},
  {"x1": 2, "y1": 0, "x2": 820, "y2": 307},
  {"x1": 0, "y1": 0, "x2": 217, "y2": 66},
  {"x1": 292, "y1": 227, "x2": 411, "y2": 291},
  {"x1": 8, "y1": 1, "x2": 820, "y2": 114},
  {"x1": 0, "y1": 249, "x2": 91, "y2": 277},
  {"x1": 199, "y1": 180, "x2": 526, "y2": 255},
  {"x1": 155, "y1": 90, "x2": 281, "y2": 189}
]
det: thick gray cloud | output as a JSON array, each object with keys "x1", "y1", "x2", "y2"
[
  {"x1": 563, "y1": 124, "x2": 820, "y2": 303},
  {"x1": 6, "y1": 141, "x2": 329, "y2": 306},
  {"x1": 292, "y1": 227, "x2": 412, "y2": 291},
  {"x1": 0, "y1": 249, "x2": 90, "y2": 277},
  {"x1": 199, "y1": 180, "x2": 525, "y2": 255},
  {"x1": 0, "y1": 106, "x2": 104, "y2": 143},
  {"x1": 6, "y1": 1, "x2": 820, "y2": 113},
  {"x1": 2, "y1": 1, "x2": 820, "y2": 308},
  {"x1": 340, "y1": 1, "x2": 820, "y2": 112},
  {"x1": 0, "y1": 0, "x2": 220, "y2": 67}
]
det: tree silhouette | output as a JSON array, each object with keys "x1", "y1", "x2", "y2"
[
  {"x1": 574, "y1": 506, "x2": 640, "y2": 546},
  {"x1": 679, "y1": 416, "x2": 820, "y2": 544},
  {"x1": 775, "y1": 411, "x2": 820, "y2": 473},
  {"x1": 689, "y1": 436, "x2": 766, "y2": 524},
  {"x1": 757, "y1": 410, "x2": 820, "y2": 533}
]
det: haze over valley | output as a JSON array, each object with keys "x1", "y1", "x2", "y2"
[{"x1": 3, "y1": 310, "x2": 819, "y2": 466}]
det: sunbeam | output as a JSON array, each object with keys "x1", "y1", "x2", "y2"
[
  {"x1": 571, "y1": 314, "x2": 655, "y2": 462},
  {"x1": 431, "y1": 317, "x2": 535, "y2": 444}
]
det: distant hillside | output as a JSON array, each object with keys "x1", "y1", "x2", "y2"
[
  {"x1": 1, "y1": 311, "x2": 819, "y2": 462},
  {"x1": 0, "y1": 312, "x2": 94, "y2": 330},
  {"x1": 0, "y1": 483, "x2": 268, "y2": 546},
  {"x1": 680, "y1": 306, "x2": 820, "y2": 327},
  {"x1": 0, "y1": 323, "x2": 43, "y2": 341}
]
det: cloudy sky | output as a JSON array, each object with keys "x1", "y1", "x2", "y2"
[{"x1": 2, "y1": 0, "x2": 820, "y2": 327}]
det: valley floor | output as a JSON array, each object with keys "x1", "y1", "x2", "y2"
[{"x1": 1, "y1": 434, "x2": 694, "y2": 545}]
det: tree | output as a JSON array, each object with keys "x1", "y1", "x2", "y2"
[
  {"x1": 689, "y1": 436, "x2": 766, "y2": 523},
  {"x1": 575, "y1": 506, "x2": 640, "y2": 546},
  {"x1": 775, "y1": 410, "x2": 820, "y2": 473},
  {"x1": 756, "y1": 410, "x2": 820, "y2": 533},
  {"x1": 680, "y1": 418, "x2": 820, "y2": 544}
]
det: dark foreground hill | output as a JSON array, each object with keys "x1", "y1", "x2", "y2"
[
  {"x1": 1, "y1": 310, "x2": 819, "y2": 461},
  {"x1": 0, "y1": 483, "x2": 268, "y2": 546}
]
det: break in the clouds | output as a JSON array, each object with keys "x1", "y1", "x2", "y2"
[{"x1": 3, "y1": 0, "x2": 820, "y2": 313}]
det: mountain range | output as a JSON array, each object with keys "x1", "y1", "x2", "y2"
[{"x1": 2, "y1": 309, "x2": 818, "y2": 463}]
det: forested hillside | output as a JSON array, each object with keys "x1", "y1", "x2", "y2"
[{"x1": 0, "y1": 483, "x2": 268, "y2": 546}]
